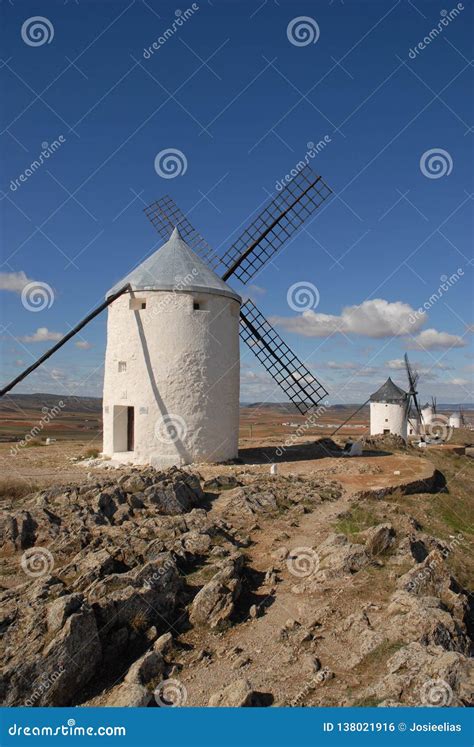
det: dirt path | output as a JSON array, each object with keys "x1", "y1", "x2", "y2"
[{"x1": 174, "y1": 490, "x2": 356, "y2": 706}]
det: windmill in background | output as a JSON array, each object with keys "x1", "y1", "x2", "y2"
[{"x1": 404, "y1": 354, "x2": 425, "y2": 438}]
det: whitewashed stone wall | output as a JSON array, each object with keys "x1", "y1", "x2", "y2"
[{"x1": 102, "y1": 289, "x2": 240, "y2": 466}]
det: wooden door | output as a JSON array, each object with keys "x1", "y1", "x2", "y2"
[{"x1": 127, "y1": 406, "x2": 134, "y2": 451}]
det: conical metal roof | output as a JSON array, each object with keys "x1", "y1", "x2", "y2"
[
  {"x1": 106, "y1": 227, "x2": 241, "y2": 302},
  {"x1": 370, "y1": 377, "x2": 407, "y2": 404}
]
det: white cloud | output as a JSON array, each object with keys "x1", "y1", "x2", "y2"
[
  {"x1": 386, "y1": 359, "x2": 406, "y2": 370},
  {"x1": 272, "y1": 299, "x2": 425, "y2": 339},
  {"x1": 324, "y1": 361, "x2": 378, "y2": 376},
  {"x1": 406, "y1": 328, "x2": 466, "y2": 350},
  {"x1": 75, "y1": 340, "x2": 92, "y2": 349},
  {"x1": 20, "y1": 327, "x2": 63, "y2": 343},
  {"x1": 242, "y1": 284, "x2": 267, "y2": 302},
  {"x1": 449, "y1": 378, "x2": 471, "y2": 387},
  {"x1": 0, "y1": 271, "x2": 33, "y2": 293},
  {"x1": 325, "y1": 361, "x2": 358, "y2": 370},
  {"x1": 386, "y1": 358, "x2": 453, "y2": 372}
]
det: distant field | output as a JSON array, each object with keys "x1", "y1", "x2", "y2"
[{"x1": 0, "y1": 393, "x2": 472, "y2": 445}]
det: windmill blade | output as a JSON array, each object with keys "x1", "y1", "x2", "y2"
[
  {"x1": 219, "y1": 165, "x2": 332, "y2": 285},
  {"x1": 0, "y1": 284, "x2": 131, "y2": 398},
  {"x1": 239, "y1": 299, "x2": 328, "y2": 414},
  {"x1": 404, "y1": 354, "x2": 423, "y2": 426},
  {"x1": 143, "y1": 196, "x2": 222, "y2": 270}
]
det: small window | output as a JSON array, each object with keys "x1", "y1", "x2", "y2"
[
  {"x1": 118, "y1": 361, "x2": 127, "y2": 372},
  {"x1": 193, "y1": 302, "x2": 200, "y2": 310},
  {"x1": 129, "y1": 298, "x2": 146, "y2": 311},
  {"x1": 385, "y1": 418, "x2": 388, "y2": 422}
]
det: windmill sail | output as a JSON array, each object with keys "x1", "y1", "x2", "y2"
[
  {"x1": 144, "y1": 195, "x2": 221, "y2": 270},
  {"x1": 404, "y1": 353, "x2": 423, "y2": 434},
  {"x1": 239, "y1": 300, "x2": 328, "y2": 414},
  {"x1": 219, "y1": 166, "x2": 332, "y2": 284},
  {"x1": 3, "y1": 163, "x2": 333, "y2": 411}
]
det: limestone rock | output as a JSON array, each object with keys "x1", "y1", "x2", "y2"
[
  {"x1": 154, "y1": 632, "x2": 174, "y2": 656},
  {"x1": 208, "y1": 678, "x2": 258, "y2": 707},
  {"x1": 387, "y1": 591, "x2": 470, "y2": 654},
  {"x1": 373, "y1": 643, "x2": 472, "y2": 707},
  {"x1": 190, "y1": 554, "x2": 243, "y2": 629},
  {"x1": 124, "y1": 650, "x2": 165, "y2": 686},
  {"x1": 1, "y1": 604, "x2": 101, "y2": 706},
  {"x1": 47, "y1": 593, "x2": 83, "y2": 633},
  {"x1": 107, "y1": 683, "x2": 152, "y2": 707},
  {"x1": 360, "y1": 523, "x2": 395, "y2": 556}
]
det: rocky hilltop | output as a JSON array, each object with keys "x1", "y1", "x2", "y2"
[{"x1": 0, "y1": 461, "x2": 472, "y2": 708}]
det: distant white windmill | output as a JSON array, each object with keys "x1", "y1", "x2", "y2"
[
  {"x1": 369, "y1": 355, "x2": 424, "y2": 441},
  {"x1": 369, "y1": 377, "x2": 409, "y2": 439}
]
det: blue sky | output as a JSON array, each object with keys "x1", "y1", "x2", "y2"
[{"x1": 0, "y1": 0, "x2": 473, "y2": 404}]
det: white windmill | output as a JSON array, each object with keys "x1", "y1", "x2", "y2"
[
  {"x1": 1, "y1": 166, "x2": 332, "y2": 467},
  {"x1": 369, "y1": 377, "x2": 408, "y2": 439},
  {"x1": 369, "y1": 355, "x2": 425, "y2": 441},
  {"x1": 102, "y1": 228, "x2": 241, "y2": 467}
]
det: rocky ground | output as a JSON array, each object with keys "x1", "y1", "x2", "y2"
[{"x1": 0, "y1": 442, "x2": 472, "y2": 708}]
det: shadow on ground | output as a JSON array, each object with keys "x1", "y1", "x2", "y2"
[{"x1": 238, "y1": 438, "x2": 391, "y2": 464}]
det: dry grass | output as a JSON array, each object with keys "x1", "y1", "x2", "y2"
[
  {"x1": 333, "y1": 506, "x2": 379, "y2": 537},
  {"x1": 0, "y1": 477, "x2": 40, "y2": 503},
  {"x1": 81, "y1": 447, "x2": 101, "y2": 459}
]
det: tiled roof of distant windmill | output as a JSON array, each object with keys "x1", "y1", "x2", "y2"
[
  {"x1": 106, "y1": 227, "x2": 241, "y2": 302},
  {"x1": 370, "y1": 377, "x2": 407, "y2": 404}
]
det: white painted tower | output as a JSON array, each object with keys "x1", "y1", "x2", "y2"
[
  {"x1": 421, "y1": 403, "x2": 434, "y2": 426},
  {"x1": 449, "y1": 412, "x2": 461, "y2": 429},
  {"x1": 102, "y1": 228, "x2": 241, "y2": 467},
  {"x1": 369, "y1": 377, "x2": 408, "y2": 440}
]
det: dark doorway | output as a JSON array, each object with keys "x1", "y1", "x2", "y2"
[{"x1": 127, "y1": 406, "x2": 135, "y2": 451}]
